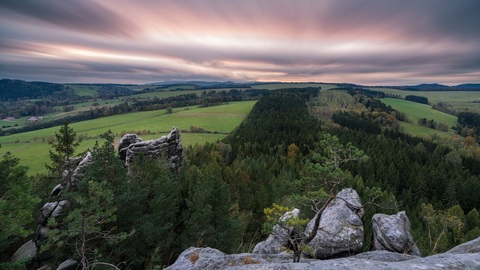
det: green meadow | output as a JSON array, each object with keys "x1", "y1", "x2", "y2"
[
  {"x1": 372, "y1": 88, "x2": 480, "y2": 113},
  {"x1": 381, "y1": 98, "x2": 458, "y2": 137},
  {"x1": 0, "y1": 101, "x2": 256, "y2": 175}
]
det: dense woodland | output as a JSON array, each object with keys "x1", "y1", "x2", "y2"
[{"x1": 1, "y1": 86, "x2": 480, "y2": 269}]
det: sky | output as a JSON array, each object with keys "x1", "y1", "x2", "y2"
[{"x1": 0, "y1": 0, "x2": 479, "y2": 85}]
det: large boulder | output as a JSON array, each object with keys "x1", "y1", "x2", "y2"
[
  {"x1": 253, "y1": 208, "x2": 300, "y2": 254},
  {"x1": 304, "y1": 188, "x2": 364, "y2": 259},
  {"x1": 10, "y1": 240, "x2": 37, "y2": 262},
  {"x1": 123, "y1": 127, "x2": 183, "y2": 173},
  {"x1": 372, "y1": 211, "x2": 421, "y2": 256}
]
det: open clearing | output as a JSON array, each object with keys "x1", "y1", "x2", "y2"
[{"x1": 381, "y1": 98, "x2": 457, "y2": 137}]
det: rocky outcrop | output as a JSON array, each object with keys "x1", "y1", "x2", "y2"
[
  {"x1": 121, "y1": 128, "x2": 183, "y2": 173},
  {"x1": 372, "y1": 211, "x2": 421, "y2": 256},
  {"x1": 67, "y1": 151, "x2": 92, "y2": 189},
  {"x1": 166, "y1": 237, "x2": 480, "y2": 270},
  {"x1": 304, "y1": 188, "x2": 364, "y2": 259},
  {"x1": 117, "y1": 133, "x2": 142, "y2": 161},
  {"x1": 253, "y1": 208, "x2": 300, "y2": 254}
]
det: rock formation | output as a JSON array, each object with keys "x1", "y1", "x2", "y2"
[
  {"x1": 372, "y1": 211, "x2": 421, "y2": 256},
  {"x1": 304, "y1": 188, "x2": 364, "y2": 259},
  {"x1": 253, "y1": 208, "x2": 300, "y2": 254},
  {"x1": 117, "y1": 133, "x2": 142, "y2": 161},
  {"x1": 166, "y1": 236, "x2": 480, "y2": 270},
  {"x1": 119, "y1": 127, "x2": 183, "y2": 173},
  {"x1": 11, "y1": 128, "x2": 185, "y2": 267}
]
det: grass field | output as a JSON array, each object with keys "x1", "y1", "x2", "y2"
[
  {"x1": 0, "y1": 101, "x2": 256, "y2": 175},
  {"x1": 371, "y1": 88, "x2": 480, "y2": 113},
  {"x1": 381, "y1": 98, "x2": 457, "y2": 137}
]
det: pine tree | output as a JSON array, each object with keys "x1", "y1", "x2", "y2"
[{"x1": 46, "y1": 122, "x2": 81, "y2": 186}]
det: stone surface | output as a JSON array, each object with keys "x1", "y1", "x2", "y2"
[
  {"x1": 372, "y1": 211, "x2": 421, "y2": 256},
  {"x1": 66, "y1": 151, "x2": 92, "y2": 189},
  {"x1": 56, "y1": 259, "x2": 78, "y2": 270},
  {"x1": 124, "y1": 127, "x2": 183, "y2": 173},
  {"x1": 10, "y1": 240, "x2": 37, "y2": 262},
  {"x1": 447, "y1": 236, "x2": 480, "y2": 254},
  {"x1": 304, "y1": 188, "x2": 364, "y2": 259},
  {"x1": 38, "y1": 200, "x2": 70, "y2": 225},
  {"x1": 253, "y1": 208, "x2": 300, "y2": 254},
  {"x1": 166, "y1": 237, "x2": 480, "y2": 270},
  {"x1": 118, "y1": 133, "x2": 143, "y2": 161}
]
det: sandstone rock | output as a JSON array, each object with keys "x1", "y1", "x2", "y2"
[
  {"x1": 165, "y1": 247, "x2": 299, "y2": 270},
  {"x1": 37, "y1": 200, "x2": 70, "y2": 225},
  {"x1": 10, "y1": 240, "x2": 37, "y2": 262},
  {"x1": 447, "y1": 236, "x2": 480, "y2": 254},
  {"x1": 304, "y1": 188, "x2": 364, "y2": 259},
  {"x1": 50, "y1": 183, "x2": 64, "y2": 197},
  {"x1": 66, "y1": 151, "x2": 92, "y2": 189},
  {"x1": 56, "y1": 259, "x2": 77, "y2": 270},
  {"x1": 166, "y1": 237, "x2": 480, "y2": 270},
  {"x1": 124, "y1": 127, "x2": 183, "y2": 173},
  {"x1": 372, "y1": 211, "x2": 421, "y2": 256},
  {"x1": 36, "y1": 225, "x2": 50, "y2": 241},
  {"x1": 118, "y1": 133, "x2": 142, "y2": 161},
  {"x1": 253, "y1": 208, "x2": 300, "y2": 254}
]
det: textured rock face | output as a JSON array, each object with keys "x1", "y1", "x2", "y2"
[
  {"x1": 253, "y1": 208, "x2": 300, "y2": 254},
  {"x1": 122, "y1": 128, "x2": 183, "y2": 173},
  {"x1": 304, "y1": 188, "x2": 364, "y2": 259},
  {"x1": 166, "y1": 237, "x2": 480, "y2": 270},
  {"x1": 372, "y1": 211, "x2": 421, "y2": 256},
  {"x1": 67, "y1": 151, "x2": 92, "y2": 189},
  {"x1": 447, "y1": 236, "x2": 480, "y2": 254},
  {"x1": 37, "y1": 200, "x2": 70, "y2": 225},
  {"x1": 10, "y1": 240, "x2": 37, "y2": 262},
  {"x1": 118, "y1": 133, "x2": 142, "y2": 161}
]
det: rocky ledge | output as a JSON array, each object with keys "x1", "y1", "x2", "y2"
[{"x1": 166, "y1": 236, "x2": 480, "y2": 270}]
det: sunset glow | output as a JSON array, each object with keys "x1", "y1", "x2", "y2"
[{"x1": 1, "y1": 0, "x2": 479, "y2": 85}]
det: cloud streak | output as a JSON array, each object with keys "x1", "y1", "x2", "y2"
[{"x1": 0, "y1": 0, "x2": 479, "y2": 85}]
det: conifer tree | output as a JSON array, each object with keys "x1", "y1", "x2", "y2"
[{"x1": 46, "y1": 122, "x2": 80, "y2": 186}]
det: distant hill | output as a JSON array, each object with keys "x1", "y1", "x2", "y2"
[
  {"x1": 0, "y1": 79, "x2": 65, "y2": 100},
  {"x1": 147, "y1": 80, "x2": 253, "y2": 89},
  {"x1": 385, "y1": 83, "x2": 480, "y2": 91}
]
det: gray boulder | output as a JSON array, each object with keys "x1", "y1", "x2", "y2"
[
  {"x1": 10, "y1": 240, "x2": 37, "y2": 262},
  {"x1": 37, "y1": 200, "x2": 70, "y2": 225},
  {"x1": 118, "y1": 133, "x2": 143, "y2": 161},
  {"x1": 166, "y1": 237, "x2": 480, "y2": 270},
  {"x1": 304, "y1": 188, "x2": 364, "y2": 259},
  {"x1": 124, "y1": 127, "x2": 183, "y2": 173},
  {"x1": 253, "y1": 208, "x2": 300, "y2": 254},
  {"x1": 372, "y1": 211, "x2": 421, "y2": 256}
]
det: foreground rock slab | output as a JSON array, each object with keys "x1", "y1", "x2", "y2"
[{"x1": 166, "y1": 236, "x2": 480, "y2": 270}]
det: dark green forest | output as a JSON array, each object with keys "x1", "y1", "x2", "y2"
[{"x1": 1, "y1": 88, "x2": 480, "y2": 269}]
